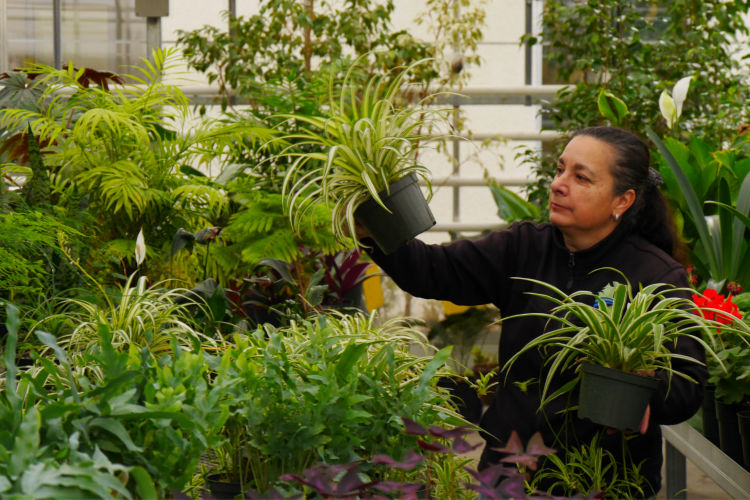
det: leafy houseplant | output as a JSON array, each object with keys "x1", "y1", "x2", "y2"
[
  {"x1": 502, "y1": 271, "x2": 722, "y2": 430},
  {"x1": 30, "y1": 272, "x2": 218, "y2": 377},
  {"x1": 0, "y1": 301, "x2": 229, "y2": 499},
  {"x1": 280, "y1": 59, "x2": 453, "y2": 254},
  {"x1": 529, "y1": 432, "x2": 648, "y2": 498},
  {"x1": 0, "y1": 49, "x2": 275, "y2": 284},
  {"x1": 647, "y1": 127, "x2": 750, "y2": 294},
  {"x1": 208, "y1": 311, "x2": 460, "y2": 494}
]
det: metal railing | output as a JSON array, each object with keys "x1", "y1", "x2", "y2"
[{"x1": 663, "y1": 422, "x2": 750, "y2": 499}]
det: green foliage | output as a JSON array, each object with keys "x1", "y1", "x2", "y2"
[
  {"x1": 176, "y1": 1, "x2": 435, "y2": 114},
  {"x1": 212, "y1": 311, "x2": 459, "y2": 492},
  {"x1": 522, "y1": 0, "x2": 750, "y2": 209},
  {"x1": 1, "y1": 301, "x2": 229, "y2": 498},
  {"x1": 709, "y1": 315, "x2": 750, "y2": 404},
  {"x1": 0, "y1": 49, "x2": 276, "y2": 283},
  {"x1": 175, "y1": 1, "x2": 487, "y2": 295},
  {"x1": 489, "y1": 183, "x2": 542, "y2": 224},
  {"x1": 215, "y1": 186, "x2": 341, "y2": 276},
  {"x1": 708, "y1": 343, "x2": 750, "y2": 405},
  {"x1": 502, "y1": 270, "x2": 724, "y2": 407},
  {"x1": 530, "y1": 433, "x2": 648, "y2": 498},
  {"x1": 648, "y1": 128, "x2": 750, "y2": 292},
  {"x1": 22, "y1": 124, "x2": 50, "y2": 208},
  {"x1": 427, "y1": 306, "x2": 499, "y2": 370},
  {"x1": 0, "y1": 211, "x2": 82, "y2": 306},
  {"x1": 31, "y1": 273, "x2": 218, "y2": 372}
]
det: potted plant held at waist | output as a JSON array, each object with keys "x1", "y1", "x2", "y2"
[
  {"x1": 502, "y1": 270, "x2": 725, "y2": 431},
  {"x1": 278, "y1": 59, "x2": 454, "y2": 254}
]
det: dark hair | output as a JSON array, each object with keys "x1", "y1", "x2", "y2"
[{"x1": 573, "y1": 126, "x2": 687, "y2": 263}]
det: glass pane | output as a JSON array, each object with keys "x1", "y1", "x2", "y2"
[
  {"x1": 7, "y1": 0, "x2": 147, "y2": 73},
  {"x1": 7, "y1": 0, "x2": 54, "y2": 68},
  {"x1": 61, "y1": 0, "x2": 146, "y2": 72}
]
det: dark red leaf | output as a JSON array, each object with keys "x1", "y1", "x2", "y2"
[
  {"x1": 463, "y1": 483, "x2": 503, "y2": 499},
  {"x1": 371, "y1": 450, "x2": 424, "y2": 469},
  {"x1": 451, "y1": 436, "x2": 482, "y2": 454},
  {"x1": 372, "y1": 481, "x2": 422, "y2": 495},
  {"x1": 428, "y1": 424, "x2": 472, "y2": 440},
  {"x1": 463, "y1": 463, "x2": 515, "y2": 487},
  {"x1": 417, "y1": 438, "x2": 451, "y2": 453},
  {"x1": 496, "y1": 475, "x2": 528, "y2": 499},
  {"x1": 526, "y1": 431, "x2": 556, "y2": 457},
  {"x1": 500, "y1": 453, "x2": 541, "y2": 471},
  {"x1": 493, "y1": 430, "x2": 524, "y2": 455},
  {"x1": 401, "y1": 417, "x2": 428, "y2": 435}
]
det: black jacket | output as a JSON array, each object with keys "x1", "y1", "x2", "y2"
[{"x1": 365, "y1": 221, "x2": 706, "y2": 495}]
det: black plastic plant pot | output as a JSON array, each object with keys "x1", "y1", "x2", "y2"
[
  {"x1": 715, "y1": 400, "x2": 744, "y2": 464},
  {"x1": 701, "y1": 384, "x2": 720, "y2": 446},
  {"x1": 205, "y1": 473, "x2": 243, "y2": 499},
  {"x1": 577, "y1": 363, "x2": 660, "y2": 431},
  {"x1": 738, "y1": 409, "x2": 750, "y2": 471},
  {"x1": 354, "y1": 173, "x2": 436, "y2": 255}
]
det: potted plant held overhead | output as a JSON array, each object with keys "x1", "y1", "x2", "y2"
[
  {"x1": 502, "y1": 270, "x2": 724, "y2": 431},
  {"x1": 278, "y1": 58, "x2": 453, "y2": 254}
]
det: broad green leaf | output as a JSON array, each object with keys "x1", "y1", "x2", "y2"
[
  {"x1": 648, "y1": 128, "x2": 721, "y2": 280},
  {"x1": 9, "y1": 408, "x2": 40, "y2": 477},
  {"x1": 597, "y1": 89, "x2": 628, "y2": 125},
  {"x1": 489, "y1": 183, "x2": 541, "y2": 222},
  {"x1": 90, "y1": 418, "x2": 143, "y2": 452},
  {"x1": 335, "y1": 343, "x2": 368, "y2": 382},
  {"x1": 131, "y1": 465, "x2": 157, "y2": 500}
]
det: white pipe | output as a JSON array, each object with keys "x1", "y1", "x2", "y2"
[
  {"x1": 176, "y1": 84, "x2": 568, "y2": 98},
  {"x1": 429, "y1": 222, "x2": 508, "y2": 232},
  {"x1": 0, "y1": 0, "x2": 7, "y2": 72},
  {"x1": 421, "y1": 176, "x2": 530, "y2": 187}
]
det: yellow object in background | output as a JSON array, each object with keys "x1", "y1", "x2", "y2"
[
  {"x1": 442, "y1": 301, "x2": 471, "y2": 316},
  {"x1": 362, "y1": 264, "x2": 384, "y2": 311}
]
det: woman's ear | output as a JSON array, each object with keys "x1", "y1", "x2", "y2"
[{"x1": 615, "y1": 188, "x2": 636, "y2": 214}]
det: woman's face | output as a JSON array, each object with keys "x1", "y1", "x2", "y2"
[{"x1": 548, "y1": 135, "x2": 634, "y2": 251}]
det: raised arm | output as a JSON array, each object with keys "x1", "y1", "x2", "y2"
[{"x1": 363, "y1": 224, "x2": 523, "y2": 308}]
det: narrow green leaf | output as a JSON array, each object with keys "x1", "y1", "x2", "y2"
[{"x1": 647, "y1": 128, "x2": 721, "y2": 278}]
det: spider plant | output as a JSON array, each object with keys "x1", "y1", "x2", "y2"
[
  {"x1": 501, "y1": 269, "x2": 723, "y2": 407},
  {"x1": 278, "y1": 58, "x2": 452, "y2": 248},
  {"x1": 30, "y1": 274, "x2": 218, "y2": 379}
]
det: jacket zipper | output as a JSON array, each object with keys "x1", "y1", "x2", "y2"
[{"x1": 566, "y1": 252, "x2": 575, "y2": 290}]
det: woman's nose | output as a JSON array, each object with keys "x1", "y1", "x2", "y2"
[{"x1": 550, "y1": 174, "x2": 566, "y2": 194}]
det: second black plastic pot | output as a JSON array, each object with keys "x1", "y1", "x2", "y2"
[
  {"x1": 205, "y1": 473, "x2": 243, "y2": 499},
  {"x1": 577, "y1": 363, "x2": 660, "y2": 431},
  {"x1": 737, "y1": 409, "x2": 750, "y2": 471},
  {"x1": 354, "y1": 173, "x2": 435, "y2": 255},
  {"x1": 715, "y1": 399, "x2": 744, "y2": 464},
  {"x1": 701, "y1": 384, "x2": 720, "y2": 446}
]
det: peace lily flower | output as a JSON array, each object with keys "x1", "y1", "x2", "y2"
[
  {"x1": 135, "y1": 228, "x2": 146, "y2": 266},
  {"x1": 659, "y1": 76, "x2": 693, "y2": 129}
]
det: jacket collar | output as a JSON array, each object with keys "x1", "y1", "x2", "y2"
[{"x1": 552, "y1": 221, "x2": 631, "y2": 264}]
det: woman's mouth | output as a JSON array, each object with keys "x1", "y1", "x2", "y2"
[{"x1": 550, "y1": 202, "x2": 567, "y2": 211}]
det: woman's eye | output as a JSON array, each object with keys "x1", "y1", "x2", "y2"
[{"x1": 577, "y1": 175, "x2": 589, "y2": 182}]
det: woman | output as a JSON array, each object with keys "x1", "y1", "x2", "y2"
[{"x1": 362, "y1": 126, "x2": 705, "y2": 496}]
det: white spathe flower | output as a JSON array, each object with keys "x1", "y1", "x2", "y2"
[
  {"x1": 672, "y1": 76, "x2": 693, "y2": 119},
  {"x1": 659, "y1": 90, "x2": 677, "y2": 129},
  {"x1": 135, "y1": 228, "x2": 146, "y2": 266},
  {"x1": 659, "y1": 76, "x2": 693, "y2": 129}
]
